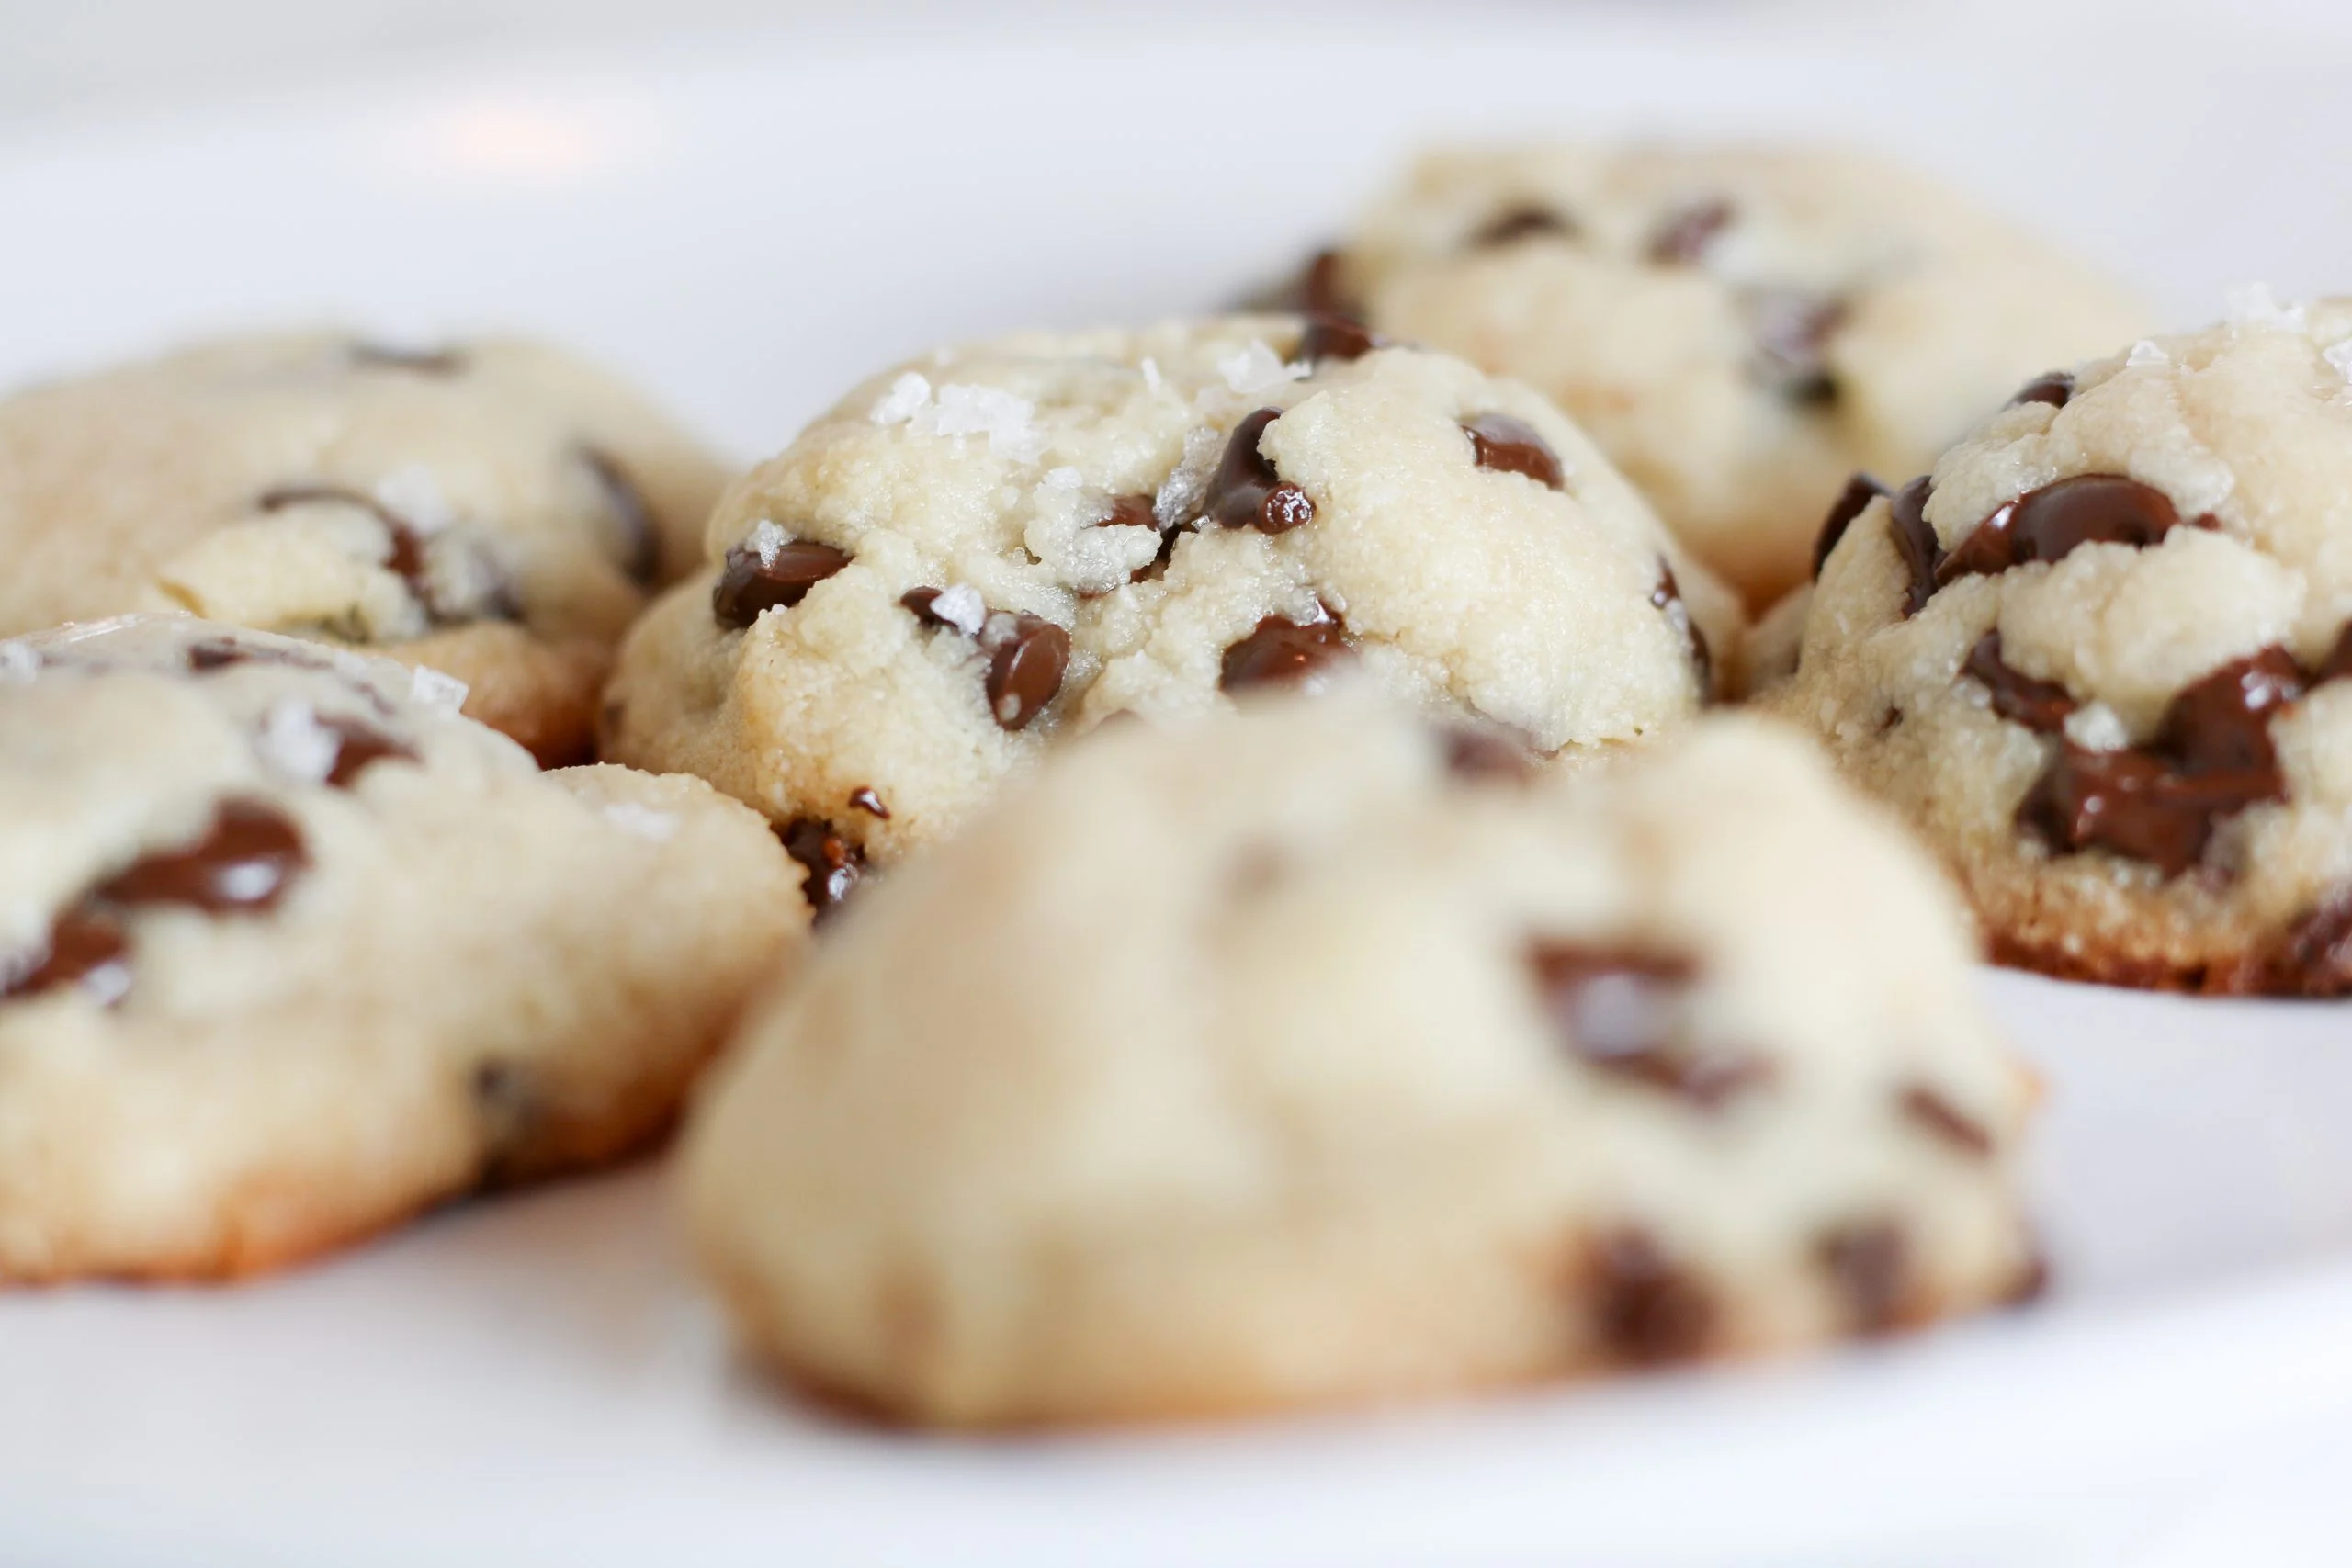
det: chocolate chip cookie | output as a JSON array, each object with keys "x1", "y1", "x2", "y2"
[
  {"x1": 0, "y1": 332, "x2": 730, "y2": 764},
  {"x1": 1772, "y1": 298, "x2": 2352, "y2": 993},
  {"x1": 0, "y1": 615, "x2": 802, "y2": 1282},
  {"x1": 1302, "y1": 145, "x2": 2146, "y2": 607},
  {"x1": 684, "y1": 694, "x2": 2038, "y2": 1427},
  {"x1": 604, "y1": 318, "x2": 1736, "y2": 910}
]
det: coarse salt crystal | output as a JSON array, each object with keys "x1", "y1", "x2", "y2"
[
  {"x1": 2325, "y1": 341, "x2": 2352, "y2": 384},
  {"x1": 1154, "y1": 426, "x2": 1225, "y2": 526},
  {"x1": 2225, "y1": 282, "x2": 2305, "y2": 333},
  {"x1": 918, "y1": 384, "x2": 1046, "y2": 463},
  {"x1": 256, "y1": 699, "x2": 342, "y2": 784},
  {"x1": 2064, "y1": 702, "x2": 2131, "y2": 752},
  {"x1": 928, "y1": 583, "x2": 988, "y2": 637},
  {"x1": 0, "y1": 641, "x2": 37, "y2": 683},
  {"x1": 1216, "y1": 340, "x2": 1307, "y2": 397},
  {"x1": 372, "y1": 463, "x2": 457, "y2": 535},
  {"x1": 409, "y1": 666, "x2": 469, "y2": 712},
  {"x1": 870, "y1": 371, "x2": 932, "y2": 425},
  {"x1": 1140, "y1": 357, "x2": 1164, "y2": 393},
  {"x1": 747, "y1": 519, "x2": 790, "y2": 565},
  {"x1": 2126, "y1": 340, "x2": 2168, "y2": 369},
  {"x1": 603, "y1": 801, "x2": 679, "y2": 841}
]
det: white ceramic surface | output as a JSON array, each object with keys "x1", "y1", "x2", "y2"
[{"x1": 4, "y1": 12, "x2": 2351, "y2": 1564}]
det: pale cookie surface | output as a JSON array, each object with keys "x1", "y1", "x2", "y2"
[
  {"x1": 684, "y1": 695, "x2": 2038, "y2": 1427},
  {"x1": 0, "y1": 615, "x2": 803, "y2": 1283},
  {"x1": 605, "y1": 318, "x2": 1736, "y2": 910},
  {"x1": 1319, "y1": 145, "x2": 2147, "y2": 606},
  {"x1": 0, "y1": 332, "x2": 730, "y2": 763},
  {"x1": 1771, "y1": 299, "x2": 2352, "y2": 994}
]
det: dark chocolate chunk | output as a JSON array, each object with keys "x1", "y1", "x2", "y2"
[
  {"x1": 579, "y1": 446, "x2": 662, "y2": 587},
  {"x1": 350, "y1": 342, "x2": 466, "y2": 376},
  {"x1": 1527, "y1": 942, "x2": 1768, "y2": 1110},
  {"x1": 1648, "y1": 198, "x2": 1734, "y2": 265},
  {"x1": 1442, "y1": 725, "x2": 1537, "y2": 783},
  {"x1": 1963, "y1": 633, "x2": 2075, "y2": 733},
  {"x1": 1812, "y1": 473, "x2": 1889, "y2": 581},
  {"x1": 1218, "y1": 615, "x2": 1351, "y2": 694},
  {"x1": 1900, "y1": 1084, "x2": 1993, "y2": 1157},
  {"x1": 779, "y1": 818, "x2": 866, "y2": 925},
  {"x1": 1204, "y1": 410, "x2": 1316, "y2": 535},
  {"x1": 1818, "y1": 1220, "x2": 1912, "y2": 1335},
  {"x1": 1747, "y1": 289, "x2": 1846, "y2": 404},
  {"x1": 1939, "y1": 475, "x2": 2203, "y2": 588},
  {"x1": 984, "y1": 615, "x2": 1070, "y2": 731},
  {"x1": 1589, "y1": 1228, "x2": 1714, "y2": 1366},
  {"x1": 712, "y1": 540, "x2": 851, "y2": 629},
  {"x1": 319, "y1": 716, "x2": 416, "y2": 789},
  {"x1": 1471, "y1": 205, "x2": 1577, "y2": 248},
  {"x1": 1298, "y1": 314, "x2": 1385, "y2": 364},
  {"x1": 1651, "y1": 565, "x2": 1714, "y2": 700},
  {"x1": 847, "y1": 786, "x2": 889, "y2": 820},
  {"x1": 2009, "y1": 370, "x2": 2075, "y2": 410},
  {"x1": 1462, "y1": 412, "x2": 1566, "y2": 490},
  {"x1": 96, "y1": 801, "x2": 307, "y2": 914},
  {"x1": 1, "y1": 909, "x2": 130, "y2": 1004},
  {"x1": 1888, "y1": 477, "x2": 1942, "y2": 617}
]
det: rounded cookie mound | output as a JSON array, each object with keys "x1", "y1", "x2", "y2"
[
  {"x1": 605, "y1": 318, "x2": 1736, "y2": 908},
  {"x1": 1313, "y1": 145, "x2": 2146, "y2": 607},
  {"x1": 683, "y1": 695, "x2": 2038, "y2": 1427},
  {"x1": 0, "y1": 332, "x2": 730, "y2": 764},
  {"x1": 0, "y1": 616, "x2": 803, "y2": 1283},
  {"x1": 1773, "y1": 299, "x2": 2352, "y2": 994}
]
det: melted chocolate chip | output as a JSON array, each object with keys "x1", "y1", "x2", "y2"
[
  {"x1": 1298, "y1": 314, "x2": 1385, "y2": 364},
  {"x1": 984, "y1": 615, "x2": 1070, "y2": 731},
  {"x1": 1471, "y1": 205, "x2": 1577, "y2": 248},
  {"x1": 580, "y1": 446, "x2": 662, "y2": 587},
  {"x1": 1218, "y1": 615, "x2": 1351, "y2": 694},
  {"x1": 1747, "y1": 289, "x2": 1846, "y2": 404},
  {"x1": 2009, "y1": 370, "x2": 2076, "y2": 410},
  {"x1": 350, "y1": 342, "x2": 466, "y2": 375},
  {"x1": 1, "y1": 909, "x2": 129, "y2": 1004},
  {"x1": 319, "y1": 716, "x2": 416, "y2": 789},
  {"x1": 469, "y1": 1060, "x2": 545, "y2": 1188},
  {"x1": 1298, "y1": 249, "x2": 1357, "y2": 318},
  {"x1": 1589, "y1": 1228, "x2": 1713, "y2": 1365},
  {"x1": 1099, "y1": 494, "x2": 1159, "y2": 532},
  {"x1": 779, "y1": 818, "x2": 866, "y2": 925},
  {"x1": 1648, "y1": 198, "x2": 1734, "y2": 265},
  {"x1": 1901, "y1": 1084, "x2": 1993, "y2": 1157},
  {"x1": 847, "y1": 786, "x2": 889, "y2": 820},
  {"x1": 2165, "y1": 648, "x2": 2302, "y2": 775},
  {"x1": 1812, "y1": 473, "x2": 1889, "y2": 581},
  {"x1": 1442, "y1": 725, "x2": 1537, "y2": 783},
  {"x1": 256, "y1": 483, "x2": 513, "y2": 626},
  {"x1": 1938, "y1": 475, "x2": 2204, "y2": 588},
  {"x1": 186, "y1": 638, "x2": 332, "y2": 675},
  {"x1": 900, "y1": 587, "x2": 954, "y2": 627},
  {"x1": 1888, "y1": 477, "x2": 1941, "y2": 617},
  {"x1": 1651, "y1": 565, "x2": 1714, "y2": 700},
  {"x1": 1964, "y1": 633, "x2": 2075, "y2": 733},
  {"x1": 712, "y1": 541, "x2": 851, "y2": 629},
  {"x1": 2264, "y1": 890, "x2": 2352, "y2": 997},
  {"x1": 1527, "y1": 942, "x2": 1768, "y2": 1109},
  {"x1": 1462, "y1": 412, "x2": 1565, "y2": 489},
  {"x1": 96, "y1": 801, "x2": 308, "y2": 913},
  {"x1": 1204, "y1": 410, "x2": 1316, "y2": 535},
  {"x1": 1819, "y1": 1221, "x2": 1912, "y2": 1335}
]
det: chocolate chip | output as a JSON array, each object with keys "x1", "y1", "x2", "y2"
[
  {"x1": 1471, "y1": 205, "x2": 1577, "y2": 248},
  {"x1": 1099, "y1": 494, "x2": 1159, "y2": 532},
  {"x1": 1938, "y1": 475, "x2": 2205, "y2": 589},
  {"x1": 2312, "y1": 623, "x2": 2352, "y2": 687},
  {"x1": 2263, "y1": 890, "x2": 2352, "y2": 997},
  {"x1": 2165, "y1": 648, "x2": 2302, "y2": 775},
  {"x1": 1888, "y1": 477, "x2": 1942, "y2": 617},
  {"x1": 579, "y1": 446, "x2": 662, "y2": 587},
  {"x1": 1526, "y1": 942, "x2": 1769, "y2": 1110},
  {"x1": 1900, "y1": 1084, "x2": 1994, "y2": 1157},
  {"x1": 1812, "y1": 473, "x2": 1889, "y2": 581},
  {"x1": 712, "y1": 541, "x2": 851, "y2": 630},
  {"x1": 1298, "y1": 249, "x2": 1357, "y2": 318},
  {"x1": 2009, "y1": 370, "x2": 2076, "y2": 410},
  {"x1": 1204, "y1": 410, "x2": 1316, "y2": 535},
  {"x1": 1442, "y1": 725, "x2": 1537, "y2": 783},
  {"x1": 186, "y1": 638, "x2": 331, "y2": 675},
  {"x1": 319, "y1": 716, "x2": 416, "y2": 789},
  {"x1": 1462, "y1": 412, "x2": 1565, "y2": 490},
  {"x1": 1747, "y1": 289, "x2": 1846, "y2": 405},
  {"x1": 983, "y1": 615, "x2": 1070, "y2": 731},
  {"x1": 779, "y1": 818, "x2": 866, "y2": 925},
  {"x1": 1, "y1": 909, "x2": 130, "y2": 1004},
  {"x1": 846, "y1": 787, "x2": 889, "y2": 820},
  {"x1": 96, "y1": 801, "x2": 308, "y2": 913},
  {"x1": 1818, "y1": 1220, "x2": 1912, "y2": 1335},
  {"x1": 1588, "y1": 1228, "x2": 1713, "y2": 1366},
  {"x1": 1298, "y1": 314, "x2": 1385, "y2": 364},
  {"x1": 256, "y1": 483, "x2": 513, "y2": 626},
  {"x1": 350, "y1": 342, "x2": 466, "y2": 375},
  {"x1": 1648, "y1": 198, "x2": 1733, "y2": 265},
  {"x1": 1219, "y1": 614, "x2": 1351, "y2": 694},
  {"x1": 469, "y1": 1060, "x2": 545, "y2": 1188},
  {"x1": 1651, "y1": 565, "x2": 1714, "y2": 700},
  {"x1": 1964, "y1": 633, "x2": 2075, "y2": 733}
]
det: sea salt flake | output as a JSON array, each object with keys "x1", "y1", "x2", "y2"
[
  {"x1": 603, "y1": 802, "x2": 679, "y2": 841},
  {"x1": 1154, "y1": 426, "x2": 1225, "y2": 526},
  {"x1": 870, "y1": 371, "x2": 932, "y2": 425},
  {"x1": 0, "y1": 641, "x2": 38, "y2": 684},
  {"x1": 372, "y1": 463, "x2": 457, "y2": 535},
  {"x1": 256, "y1": 699, "x2": 342, "y2": 784},
  {"x1": 929, "y1": 583, "x2": 988, "y2": 636},
  {"x1": 747, "y1": 519, "x2": 790, "y2": 565},
  {"x1": 2225, "y1": 282, "x2": 2305, "y2": 333},
  {"x1": 2126, "y1": 340, "x2": 2168, "y2": 369},
  {"x1": 1216, "y1": 340, "x2": 1307, "y2": 396},
  {"x1": 409, "y1": 665, "x2": 469, "y2": 712},
  {"x1": 2324, "y1": 341, "x2": 2352, "y2": 384},
  {"x1": 916, "y1": 384, "x2": 1046, "y2": 463},
  {"x1": 2064, "y1": 702, "x2": 2131, "y2": 752},
  {"x1": 1140, "y1": 357, "x2": 1165, "y2": 393}
]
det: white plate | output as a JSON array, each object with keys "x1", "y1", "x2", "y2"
[{"x1": 6, "y1": 10, "x2": 2352, "y2": 1564}]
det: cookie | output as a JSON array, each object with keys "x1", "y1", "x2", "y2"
[
  {"x1": 1305, "y1": 145, "x2": 2147, "y2": 607},
  {"x1": 683, "y1": 694, "x2": 2039, "y2": 1427},
  {"x1": 0, "y1": 615, "x2": 803, "y2": 1283},
  {"x1": 1770, "y1": 297, "x2": 2352, "y2": 994},
  {"x1": 604, "y1": 318, "x2": 1737, "y2": 907},
  {"x1": 0, "y1": 332, "x2": 730, "y2": 765}
]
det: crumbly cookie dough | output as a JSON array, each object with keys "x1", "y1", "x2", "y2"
[
  {"x1": 684, "y1": 695, "x2": 2039, "y2": 1427},
  {"x1": 0, "y1": 615, "x2": 803, "y2": 1282},
  {"x1": 1311, "y1": 145, "x2": 2147, "y2": 606},
  {"x1": 1771, "y1": 298, "x2": 2352, "y2": 993},
  {"x1": 604, "y1": 318, "x2": 1737, "y2": 913},
  {"x1": 0, "y1": 332, "x2": 729, "y2": 763}
]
